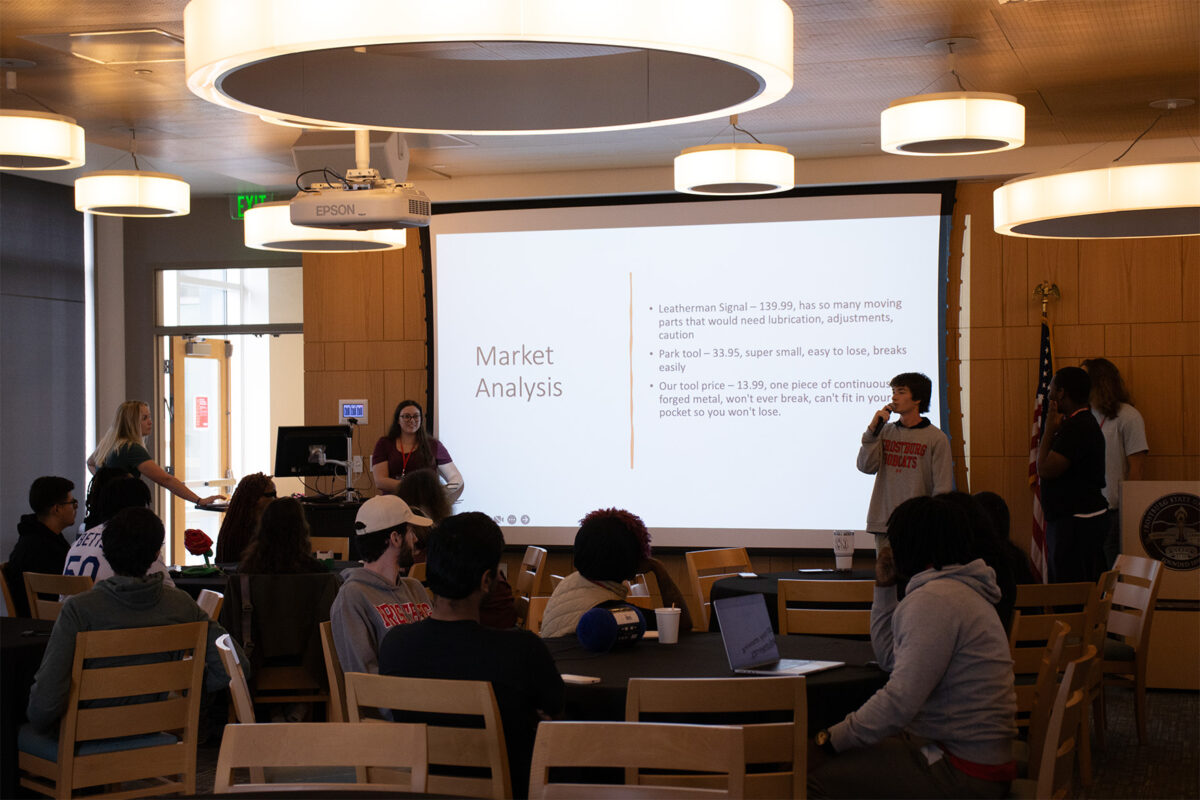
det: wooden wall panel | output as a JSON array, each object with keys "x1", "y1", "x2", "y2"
[
  {"x1": 1182, "y1": 237, "x2": 1199, "y2": 322},
  {"x1": 1025, "y1": 239, "x2": 1079, "y2": 326}
]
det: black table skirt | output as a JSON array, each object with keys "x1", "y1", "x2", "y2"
[
  {"x1": 545, "y1": 632, "x2": 886, "y2": 733},
  {"x1": 2, "y1": 617, "x2": 54, "y2": 798},
  {"x1": 708, "y1": 569, "x2": 877, "y2": 632},
  {"x1": 169, "y1": 561, "x2": 361, "y2": 600}
]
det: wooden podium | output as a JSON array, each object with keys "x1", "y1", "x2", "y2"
[{"x1": 1121, "y1": 481, "x2": 1200, "y2": 690}]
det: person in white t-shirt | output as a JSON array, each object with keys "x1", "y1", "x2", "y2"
[
  {"x1": 1082, "y1": 358, "x2": 1149, "y2": 567},
  {"x1": 64, "y1": 476, "x2": 174, "y2": 587}
]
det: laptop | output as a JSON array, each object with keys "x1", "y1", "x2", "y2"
[{"x1": 713, "y1": 593, "x2": 845, "y2": 676}]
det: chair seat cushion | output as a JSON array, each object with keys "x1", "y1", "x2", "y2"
[
  {"x1": 18, "y1": 723, "x2": 177, "y2": 762},
  {"x1": 1103, "y1": 639, "x2": 1135, "y2": 663}
]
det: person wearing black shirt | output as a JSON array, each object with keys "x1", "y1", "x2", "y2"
[
  {"x1": 5, "y1": 476, "x2": 76, "y2": 617},
  {"x1": 1036, "y1": 367, "x2": 1107, "y2": 582}
]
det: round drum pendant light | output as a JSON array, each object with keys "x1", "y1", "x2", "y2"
[
  {"x1": 244, "y1": 201, "x2": 409, "y2": 252},
  {"x1": 74, "y1": 171, "x2": 191, "y2": 217},
  {"x1": 185, "y1": 0, "x2": 794, "y2": 135},
  {"x1": 674, "y1": 143, "x2": 794, "y2": 195},
  {"x1": 881, "y1": 91, "x2": 1024, "y2": 156},
  {"x1": 0, "y1": 110, "x2": 86, "y2": 170},
  {"x1": 993, "y1": 161, "x2": 1200, "y2": 239}
]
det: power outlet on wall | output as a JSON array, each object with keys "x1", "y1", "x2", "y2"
[{"x1": 352, "y1": 455, "x2": 363, "y2": 475}]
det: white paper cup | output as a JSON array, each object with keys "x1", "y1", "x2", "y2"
[
  {"x1": 833, "y1": 530, "x2": 855, "y2": 571},
  {"x1": 655, "y1": 607, "x2": 682, "y2": 644}
]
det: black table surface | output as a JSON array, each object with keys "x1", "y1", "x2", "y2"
[
  {"x1": 2, "y1": 617, "x2": 54, "y2": 799},
  {"x1": 545, "y1": 632, "x2": 886, "y2": 733},
  {"x1": 708, "y1": 569, "x2": 877, "y2": 632}
]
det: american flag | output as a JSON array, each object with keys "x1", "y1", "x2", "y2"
[{"x1": 1028, "y1": 317, "x2": 1053, "y2": 583}]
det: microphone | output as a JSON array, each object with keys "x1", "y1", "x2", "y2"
[{"x1": 871, "y1": 405, "x2": 894, "y2": 435}]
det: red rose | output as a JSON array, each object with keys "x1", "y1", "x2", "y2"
[{"x1": 184, "y1": 528, "x2": 213, "y2": 556}]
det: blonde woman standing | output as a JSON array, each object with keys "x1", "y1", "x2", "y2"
[{"x1": 88, "y1": 400, "x2": 224, "y2": 506}]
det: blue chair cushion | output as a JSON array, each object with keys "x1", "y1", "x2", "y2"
[{"x1": 18, "y1": 723, "x2": 177, "y2": 762}]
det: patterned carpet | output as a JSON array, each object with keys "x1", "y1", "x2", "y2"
[{"x1": 193, "y1": 685, "x2": 1199, "y2": 797}]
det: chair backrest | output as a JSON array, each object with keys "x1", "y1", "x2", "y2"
[
  {"x1": 514, "y1": 546, "x2": 548, "y2": 602},
  {"x1": 42, "y1": 622, "x2": 208, "y2": 797},
  {"x1": 1009, "y1": 581, "x2": 1091, "y2": 731},
  {"x1": 685, "y1": 548, "x2": 752, "y2": 629},
  {"x1": 408, "y1": 561, "x2": 427, "y2": 584},
  {"x1": 197, "y1": 589, "x2": 224, "y2": 620},
  {"x1": 525, "y1": 596, "x2": 550, "y2": 634},
  {"x1": 1023, "y1": 620, "x2": 1070, "y2": 780},
  {"x1": 23, "y1": 572, "x2": 93, "y2": 620},
  {"x1": 319, "y1": 619, "x2": 348, "y2": 722},
  {"x1": 1108, "y1": 554, "x2": 1163, "y2": 652},
  {"x1": 310, "y1": 536, "x2": 350, "y2": 560},
  {"x1": 216, "y1": 633, "x2": 256, "y2": 724},
  {"x1": 629, "y1": 571, "x2": 664, "y2": 608},
  {"x1": 625, "y1": 676, "x2": 805, "y2": 799},
  {"x1": 213, "y1": 722, "x2": 428, "y2": 794},
  {"x1": 0, "y1": 561, "x2": 16, "y2": 617},
  {"x1": 777, "y1": 579, "x2": 874, "y2": 636},
  {"x1": 1027, "y1": 645, "x2": 1096, "y2": 800},
  {"x1": 345, "y1": 672, "x2": 511, "y2": 799},
  {"x1": 529, "y1": 721, "x2": 745, "y2": 799}
]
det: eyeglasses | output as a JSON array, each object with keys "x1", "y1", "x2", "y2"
[
  {"x1": 59, "y1": 499, "x2": 79, "y2": 508},
  {"x1": 399, "y1": 414, "x2": 421, "y2": 421}
]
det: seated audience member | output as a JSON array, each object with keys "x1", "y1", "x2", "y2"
[
  {"x1": 26, "y1": 507, "x2": 231, "y2": 733},
  {"x1": 539, "y1": 508, "x2": 691, "y2": 638},
  {"x1": 397, "y1": 468, "x2": 452, "y2": 523},
  {"x1": 238, "y1": 497, "x2": 327, "y2": 574},
  {"x1": 5, "y1": 476, "x2": 77, "y2": 617},
  {"x1": 974, "y1": 490, "x2": 1036, "y2": 585},
  {"x1": 331, "y1": 496, "x2": 433, "y2": 674},
  {"x1": 214, "y1": 472, "x2": 276, "y2": 564},
  {"x1": 63, "y1": 477, "x2": 175, "y2": 587},
  {"x1": 81, "y1": 467, "x2": 124, "y2": 530},
  {"x1": 939, "y1": 491, "x2": 1017, "y2": 632},
  {"x1": 807, "y1": 496, "x2": 1017, "y2": 799},
  {"x1": 379, "y1": 512, "x2": 563, "y2": 799}
]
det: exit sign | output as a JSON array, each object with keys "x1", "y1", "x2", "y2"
[{"x1": 229, "y1": 192, "x2": 275, "y2": 220}]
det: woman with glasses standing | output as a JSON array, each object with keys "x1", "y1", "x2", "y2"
[
  {"x1": 371, "y1": 400, "x2": 464, "y2": 503},
  {"x1": 88, "y1": 400, "x2": 225, "y2": 507},
  {"x1": 215, "y1": 472, "x2": 278, "y2": 563}
]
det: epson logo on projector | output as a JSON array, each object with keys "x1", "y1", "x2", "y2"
[{"x1": 317, "y1": 204, "x2": 360, "y2": 216}]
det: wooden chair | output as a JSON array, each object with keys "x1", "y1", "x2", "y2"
[
  {"x1": 345, "y1": 672, "x2": 511, "y2": 799},
  {"x1": 529, "y1": 721, "x2": 745, "y2": 799},
  {"x1": 197, "y1": 589, "x2": 224, "y2": 620},
  {"x1": 1077, "y1": 569, "x2": 1117, "y2": 787},
  {"x1": 1, "y1": 561, "x2": 17, "y2": 616},
  {"x1": 525, "y1": 596, "x2": 550, "y2": 635},
  {"x1": 1012, "y1": 645, "x2": 1097, "y2": 800},
  {"x1": 213, "y1": 722, "x2": 428, "y2": 794},
  {"x1": 1103, "y1": 553, "x2": 1163, "y2": 745},
  {"x1": 625, "y1": 676, "x2": 805, "y2": 799},
  {"x1": 310, "y1": 536, "x2": 350, "y2": 560},
  {"x1": 685, "y1": 548, "x2": 752, "y2": 630},
  {"x1": 1014, "y1": 620, "x2": 1071, "y2": 780},
  {"x1": 629, "y1": 571, "x2": 664, "y2": 608},
  {"x1": 1009, "y1": 582, "x2": 1091, "y2": 734},
  {"x1": 777, "y1": 579, "x2": 874, "y2": 637},
  {"x1": 407, "y1": 561, "x2": 427, "y2": 583},
  {"x1": 319, "y1": 620, "x2": 348, "y2": 722},
  {"x1": 18, "y1": 621, "x2": 208, "y2": 799},
  {"x1": 22, "y1": 572, "x2": 93, "y2": 621},
  {"x1": 514, "y1": 546, "x2": 548, "y2": 603},
  {"x1": 216, "y1": 634, "x2": 256, "y2": 725}
]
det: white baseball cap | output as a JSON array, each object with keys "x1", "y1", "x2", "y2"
[{"x1": 354, "y1": 495, "x2": 433, "y2": 536}]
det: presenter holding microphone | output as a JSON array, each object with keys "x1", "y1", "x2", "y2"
[
  {"x1": 856, "y1": 373, "x2": 953, "y2": 550},
  {"x1": 371, "y1": 400, "x2": 464, "y2": 502},
  {"x1": 87, "y1": 400, "x2": 225, "y2": 507}
]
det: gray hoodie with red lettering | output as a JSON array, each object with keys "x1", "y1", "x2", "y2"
[
  {"x1": 331, "y1": 567, "x2": 431, "y2": 674},
  {"x1": 857, "y1": 419, "x2": 954, "y2": 533}
]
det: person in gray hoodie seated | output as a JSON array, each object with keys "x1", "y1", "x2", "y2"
[
  {"x1": 26, "y1": 507, "x2": 231, "y2": 733},
  {"x1": 808, "y1": 494, "x2": 1017, "y2": 799},
  {"x1": 330, "y1": 495, "x2": 433, "y2": 675}
]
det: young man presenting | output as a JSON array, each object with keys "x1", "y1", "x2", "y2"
[
  {"x1": 331, "y1": 495, "x2": 433, "y2": 674},
  {"x1": 857, "y1": 372, "x2": 953, "y2": 549}
]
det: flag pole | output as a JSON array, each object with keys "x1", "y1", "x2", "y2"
[{"x1": 1029, "y1": 281, "x2": 1060, "y2": 583}]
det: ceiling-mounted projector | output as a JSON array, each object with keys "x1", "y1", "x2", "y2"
[{"x1": 290, "y1": 180, "x2": 431, "y2": 230}]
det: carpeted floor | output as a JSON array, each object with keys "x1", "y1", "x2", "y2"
[{"x1": 193, "y1": 686, "x2": 1199, "y2": 797}]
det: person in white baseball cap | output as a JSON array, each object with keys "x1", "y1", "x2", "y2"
[{"x1": 330, "y1": 496, "x2": 434, "y2": 675}]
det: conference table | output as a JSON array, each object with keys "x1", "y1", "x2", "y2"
[
  {"x1": 708, "y1": 569, "x2": 876, "y2": 632},
  {"x1": 545, "y1": 632, "x2": 886, "y2": 733},
  {"x1": 1, "y1": 617, "x2": 54, "y2": 799}
]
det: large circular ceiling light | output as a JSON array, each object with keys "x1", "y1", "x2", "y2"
[
  {"x1": 675, "y1": 143, "x2": 794, "y2": 195},
  {"x1": 185, "y1": 0, "x2": 794, "y2": 135},
  {"x1": 74, "y1": 171, "x2": 191, "y2": 217},
  {"x1": 881, "y1": 91, "x2": 1024, "y2": 156},
  {"x1": 0, "y1": 110, "x2": 86, "y2": 170},
  {"x1": 245, "y1": 201, "x2": 409, "y2": 252},
  {"x1": 994, "y1": 161, "x2": 1200, "y2": 239}
]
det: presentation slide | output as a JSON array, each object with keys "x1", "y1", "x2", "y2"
[{"x1": 431, "y1": 193, "x2": 946, "y2": 549}]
